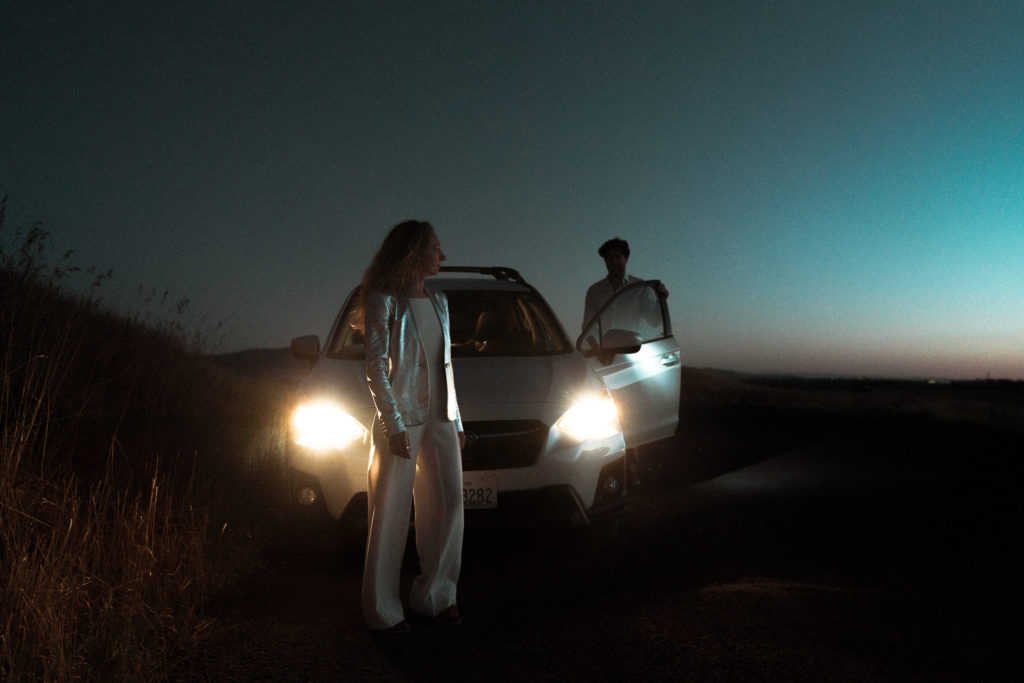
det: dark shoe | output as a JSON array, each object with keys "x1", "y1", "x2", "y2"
[
  {"x1": 373, "y1": 620, "x2": 412, "y2": 635},
  {"x1": 436, "y1": 605, "x2": 462, "y2": 626}
]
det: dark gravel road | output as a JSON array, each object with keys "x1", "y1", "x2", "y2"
[{"x1": 178, "y1": 397, "x2": 1022, "y2": 682}]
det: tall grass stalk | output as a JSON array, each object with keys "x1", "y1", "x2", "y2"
[
  {"x1": 1, "y1": 462, "x2": 214, "y2": 680},
  {"x1": 1, "y1": 199, "x2": 285, "y2": 680}
]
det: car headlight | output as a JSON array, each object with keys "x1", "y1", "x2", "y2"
[
  {"x1": 555, "y1": 395, "x2": 620, "y2": 442},
  {"x1": 290, "y1": 400, "x2": 366, "y2": 451}
]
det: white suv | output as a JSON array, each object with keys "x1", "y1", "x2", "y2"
[{"x1": 287, "y1": 267, "x2": 680, "y2": 528}]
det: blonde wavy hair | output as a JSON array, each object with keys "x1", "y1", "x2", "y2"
[{"x1": 353, "y1": 220, "x2": 435, "y2": 330}]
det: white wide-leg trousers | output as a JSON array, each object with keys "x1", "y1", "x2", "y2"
[{"x1": 361, "y1": 416, "x2": 463, "y2": 630}]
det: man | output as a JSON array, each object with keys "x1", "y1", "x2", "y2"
[
  {"x1": 583, "y1": 237, "x2": 669, "y2": 331},
  {"x1": 582, "y1": 237, "x2": 669, "y2": 488}
]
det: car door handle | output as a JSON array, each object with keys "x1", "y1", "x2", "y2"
[{"x1": 660, "y1": 352, "x2": 680, "y2": 367}]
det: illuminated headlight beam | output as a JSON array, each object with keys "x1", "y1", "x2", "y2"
[
  {"x1": 290, "y1": 400, "x2": 366, "y2": 450},
  {"x1": 555, "y1": 395, "x2": 620, "y2": 442}
]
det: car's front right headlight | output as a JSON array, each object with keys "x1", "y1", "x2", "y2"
[
  {"x1": 554, "y1": 394, "x2": 620, "y2": 442},
  {"x1": 290, "y1": 400, "x2": 366, "y2": 451}
]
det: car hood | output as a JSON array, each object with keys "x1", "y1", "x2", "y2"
[{"x1": 451, "y1": 353, "x2": 597, "y2": 407}]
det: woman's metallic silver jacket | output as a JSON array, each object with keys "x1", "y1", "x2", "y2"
[{"x1": 364, "y1": 287, "x2": 462, "y2": 439}]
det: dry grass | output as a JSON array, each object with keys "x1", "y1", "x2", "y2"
[{"x1": 1, "y1": 203, "x2": 288, "y2": 681}]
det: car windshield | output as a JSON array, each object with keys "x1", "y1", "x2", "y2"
[
  {"x1": 327, "y1": 287, "x2": 571, "y2": 359},
  {"x1": 446, "y1": 289, "x2": 571, "y2": 357}
]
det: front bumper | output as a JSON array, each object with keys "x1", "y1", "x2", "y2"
[{"x1": 286, "y1": 426, "x2": 628, "y2": 527}]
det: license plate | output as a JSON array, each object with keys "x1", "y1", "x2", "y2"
[{"x1": 462, "y1": 473, "x2": 497, "y2": 509}]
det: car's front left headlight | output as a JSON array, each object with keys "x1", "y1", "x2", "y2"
[
  {"x1": 555, "y1": 394, "x2": 620, "y2": 442},
  {"x1": 290, "y1": 400, "x2": 366, "y2": 451}
]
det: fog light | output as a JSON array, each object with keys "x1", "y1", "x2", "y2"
[
  {"x1": 601, "y1": 475, "x2": 622, "y2": 497},
  {"x1": 297, "y1": 487, "x2": 318, "y2": 506}
]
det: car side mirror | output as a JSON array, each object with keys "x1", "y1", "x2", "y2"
[
  {"x1": 596, "y1": 329, "x2": 642, "y2": 364},
  {"x1": 290, "y1": 335, "x2": 320, "y2": 363}
]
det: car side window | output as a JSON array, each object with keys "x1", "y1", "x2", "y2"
[{"x1": 328, "y1": 302, "x2": 365, "y2": 359}]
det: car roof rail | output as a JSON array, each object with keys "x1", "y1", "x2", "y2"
[{"x1": 438, "y1": 266, "x2": 526, "y2": 284}]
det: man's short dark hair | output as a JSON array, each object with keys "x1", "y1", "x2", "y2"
[{"x1": 598, "y1": 237, "x2": 630, "y2": 259}]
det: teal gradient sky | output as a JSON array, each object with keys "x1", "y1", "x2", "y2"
[{"x1": 3, "y1": 1, "x2": 1023, "y2": 379}]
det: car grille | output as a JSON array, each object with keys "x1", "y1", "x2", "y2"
[{"x1": 460, "y1": 420, "x2": 548, "y2": 470}]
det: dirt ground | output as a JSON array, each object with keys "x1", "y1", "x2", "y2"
[{"x1": 177, "y1": 381, "x2": 1023, "y2": 682}]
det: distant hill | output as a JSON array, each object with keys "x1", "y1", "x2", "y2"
[
  {"x1": 207, "y1": 352, "x2": 748, "y2": 403},
  {"x1": 203, "y1": 353, "x2": 799, "y2": 403},
  {"x1": 207, "y1": 347, "x2": 310, "y2": 388}
]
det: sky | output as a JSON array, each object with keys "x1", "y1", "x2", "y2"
[{"x1": 2, "y1": 0, "x2": 1023, "y2": 380}]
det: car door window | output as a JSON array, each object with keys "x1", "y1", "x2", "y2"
[
  {"x1": 579, "y1": 281, "x2": 669, "y2": 355},
  {"x1": 328, "y1": 300, "x2": 365, "y2": 359}
]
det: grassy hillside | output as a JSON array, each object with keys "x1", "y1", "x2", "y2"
[{"x1": 1, "y1": 212, "x2": 291, "y2": 680}]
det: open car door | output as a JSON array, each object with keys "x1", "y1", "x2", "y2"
[{"x1": 577, "y1": 280, "x2": 680, "y2": 448}]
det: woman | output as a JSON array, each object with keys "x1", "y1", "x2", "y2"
[{"x1": 359, "y1": 220, "x2": 466, "y2": 634}]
